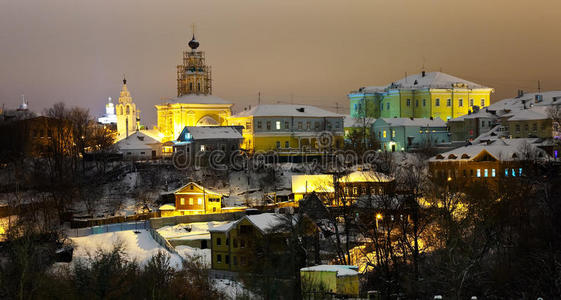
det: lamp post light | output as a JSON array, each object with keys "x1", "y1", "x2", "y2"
[{"x1": 375, "y1": 213, "x2": 382, "y2": 230}]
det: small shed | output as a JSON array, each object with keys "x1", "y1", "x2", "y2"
[{"x1": 300, "y1": 265, "x2": 359, "y2": 298}]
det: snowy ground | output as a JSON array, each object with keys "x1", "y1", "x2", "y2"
[
  {"x1": 70, "y1": 230, "x2": 183, "y2": 268},
  {"x1": 213, "y1": 279, "x2": 257, "y2": 299},
  {"x1": 176, "y1": 246, "x2": 211, "y2": 267}
]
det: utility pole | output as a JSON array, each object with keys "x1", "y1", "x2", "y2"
[
  {"x1": 538, "y1": 80, "x2": 541, "y2": 93},
  {"x1": 258, "y1": 91, "x2": 261, "y2": 105},
  {"x1": 335, "y1": 102, "x2": 339, "y2": 114}
]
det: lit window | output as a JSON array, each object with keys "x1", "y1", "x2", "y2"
[
  {"x1": 435, "y1": 98, "x2": 440, "y2": 106},
  {"x1": 276, "y1": 121, "x2": 281, "y2": 130},
  {"x1": 407, "y1": 99, "x2": 411, "y2": 106},
  {"x1": 198, "y1": 198, "x2": 203, "y2": 205},
  {"x1": 469, "y1": 99, "x2": 474, "y2": 106},
  {"x1": 459, "y1": 99, "x2": 463, "y2": 107},
  {"x1": 383, "y1": 130, "x2": 387, "y2": 138},
  {"x1": 200, "y1": 145, "x2": 205, "y2": 151},
  {"x1": 504, "y1": 168, "x2": 509, "y2": 176},
  {"x1": 477, "y1": 169, "x2": 481, "y2": 177},
  {"x1": 481, "y1": 99, "x2": 485, "y2": 107},
  {"x1": 180, "y1": 198, "x2": 185, "y2": 205},
  {"x1": 484, "y1": 169, "x2": 488, "y2": 177},
  {"x1": 512, "y1": 169, "x2": 516, "y2": 177},
  {"x1": 392, "y1": 130, "x2": 395, "y2": 138},
  {"x1": 519, "y1": 168, "x2": 522, "y2": 176},
  {"x1": 353, "y1": 187, "x2": 358, "y2": 195},
  {"x1": 189, "y1": 198, "x2": 194, "y2": 205},
  {"x1": 491, "y1": 169, "x2": 496, "y2": 177}
]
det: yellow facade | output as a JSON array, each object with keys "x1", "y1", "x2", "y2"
[
  {"x1": 211, "y1": 217, "x2": 257, "y2": 272},
  {"x1": 156, "y1": 103, "x2": 232, "y2": 142}
]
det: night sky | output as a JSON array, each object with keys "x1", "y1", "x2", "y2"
[{"x1": 1, "y1": 0, "x2": 560, "y2": 126}]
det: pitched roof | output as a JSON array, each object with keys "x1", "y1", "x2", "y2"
[
  {"x1": 375, "y1": 117, "x2": 446, "y2": 127},
  {"x1": 174, "y1": 182, "x2": 222, "y2": 196},
  {"x1": 300, "y1": 265, "x2": 359, "y2": 277},
  {"x1": 429, "y1": 138, "x2": 548, "y2": 162},
  {"x1": 503, "y1": 106, "x2": 550, "y2": 121},
  {"x1": 116, "y1": 131, "x2": 161, "y2": 150},
  {"x1": 179, "y1": 126, "x2": 243, "y2": 141},
  {"x1": 362, "y1": 72, "x2": 490, "y2": 92},
  {"x1": 487, "y1": 91, "x2": 561, "y2": 112},
  {"x1": 208, "y1": 213, "x2": 293, "y2": 234},
  {"x1": 231, "y1": 104, "x2": 343, "y2": 118}
]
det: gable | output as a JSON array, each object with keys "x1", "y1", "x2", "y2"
[
  {"x1": 472, "y1": 149, "x2": 498, "y2": 162},
  {"x1": 175, "y1": 182, "x2": 204, "y2": 194}
]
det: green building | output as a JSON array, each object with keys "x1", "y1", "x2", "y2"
[{"x1": 372, "y1": 118, "x2": 449, "y2": 152}]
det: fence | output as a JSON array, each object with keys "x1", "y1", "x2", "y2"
[
  {"x1": 147, "y1": 226, "x2": 180, "y2": 256},
  {"x1": 65, "y1": 221, "x2": 148, "y2": 237},
  {"x1": 70, "y1": 212, "x2": 160, "y2": 228},
  {"x1": 149, "y1": 211, "x2": 246, "y2": 229}
]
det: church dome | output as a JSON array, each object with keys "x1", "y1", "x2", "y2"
[{"x1": 188, "y1": 35, "x2": 199, "y2": 50}]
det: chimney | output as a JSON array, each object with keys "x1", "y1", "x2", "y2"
[
  {"x1": 517, "y1": 89, "x2": 524, "y2": 98},
  {"x1": 297, "y1": 107, "x2": 305, "y2": 112},
  {"x1": 422, "y1": 71, "x2": 426, "y2": 77},
  {"x1": 414, "y1": 80, "x2": 418, "y2": 85}
]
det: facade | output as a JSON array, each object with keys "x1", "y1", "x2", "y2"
[
  {"x1": 372, "y1": 118, "x2": 449, "y2": 152},
  {"x1": 173, "y1": 126, "x2": 243, "y2": 160},
  {"x1": 300, "y1": 265, "x2": 360, "y2": 298},
  {"x1": 156, "y1": 35, "x2": 232, "y2": 142},
  {"x1": 428, "y1": 138, "x2": 550, "y2": 191},
  {"x1": 448, "y1": 109, "x2": 497, "y2": 142},
  {"x1": 0, "y1": 116, "x2": 73, "y2": 159},
  {"x1": 292, "y1": 171, "x2": 394, "y2": 205},
  {"x1": 172, "y1": 182, "x2": 223, "y2": 215},
  {"x1": 349, "y1": 71, "x2": 493, "y2": 121},
  {"x1": 209, "y1": 213, "x2": 317, "y2": 274},
  {"x1": 504, "y1": 106, "x2": 554, "y2": 139},
  {"x1": 228, "y1": 104, "x2": 345, "y2": 153},
  {"x1": 98, "y1": 97, "x2": 117, "y2": 125},
  {"x1": 115, "y1": 77, "x2": 139, "y2": 139},
  {"x1": 115, "y1": 131, "x2": 162, "y2": 160}
]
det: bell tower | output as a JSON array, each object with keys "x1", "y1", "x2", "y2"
[
  {"x1": 176, "y1": 30, "x2": 212, "y2": 96},
  {"x1": 116, "y1": 76, "x2": 139, "y2": 138}
]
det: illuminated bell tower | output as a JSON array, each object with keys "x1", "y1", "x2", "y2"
[
  {"x1": 116, "y1": 76, "x2": 138, "y2": 138},
  {"x1": 176, "y1": 34, "x2": 212, "y2": 96}
]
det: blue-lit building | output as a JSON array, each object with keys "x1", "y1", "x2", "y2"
[{"x1": 372, "y1": 118, "x2": 449, "y2": 152}]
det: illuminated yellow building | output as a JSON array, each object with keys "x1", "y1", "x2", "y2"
[
  {"x1": 116, "y1": 77, "x2": 139, "y2": 138},
  {"x1": 349, "y1": 71, "x2": 494, "y2": 121},
  {"x1": 155, "y1": 34, "x2": 232, "y2": 142},
  {"x1": 228, "y1": 104, "x2": 345, "y2": 153}
]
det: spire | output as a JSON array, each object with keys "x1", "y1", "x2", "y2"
[{"x1": 123, "y1": 74, "x2": 127, "y2": 85}]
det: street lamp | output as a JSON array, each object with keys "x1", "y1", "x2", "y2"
[{"x1": 376, "y1": 213, "x2": 382, "y2": 229}]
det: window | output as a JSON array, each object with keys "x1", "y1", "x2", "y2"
[
  {"x1": 275, "y1": 121, "x2": 281, "y2": 130},
  {"x1": 386, "y1": 102, "x2": 390, "y2": 110},
  {"x1": 407, "y1": 99, "x2": 411, "y2": 106},
  {"x1": 314, "y1": 121, "x2": 320, "y2": 130},
  {"x1": 225, "y1": 255, "x2": 230, "y2": 264},
  {"x1": 383, "y1": 130, "x2": 387, "y2": 138},
  {"x1": 505, "y1": 168, "x2": 509, "y2": 176},
  {"x1": 515, "y1": 124, "x2": 520, "y2": 132},
  {"x1": 217, "y1": 254, "x2": 222, "y2": 263},
  {"x1": 266, "y1": 121, "x2": 271, "y2": 130},
  {"x1": 197, "y1": 82, "x2": 201, "y2": 91},
  {"x1": 245, "y1": 122, "x2": 252, "y2": 130},
  {"x1": 512, "y1": 169, "x2": 516, "y2": 177},
  {"x1": 180, "y1": 198, "x2": 185, "y2": 205},
  {"x1": 459, "y1": 99, "x2": 463, "y2": 107},
  {"x1": 392, "y1": 130, "x2": 395, "y2": 138},
  {"x1": 435, "y1": 98, "x2": 440, "y2": 106},
  {"x1": 469, "y1": 99, "x2": 474, "y2": 106},
  {"x1": 524, "y1": 124, "x2": 529, "y2": 131},
  {"x1": 285, "y1": 121, "x2": 289, "y2": 129},
  {"x1": 484, "y1": 169, "x2": 488, "y2": 177},
  {"x1": 491, "y1": 169, "x2": 496, "y2": 177},
  {"x1": 233, "y1": 239, "x2": 238, "y2": 248},
  {"x1": 353, "y1": 187, "x2": 358, "y2": 195},
  {"x1": 481, "y1": 99, "x2": 485, "y2": 107},
  {"x1": 257, "y1": 121, "x2": 262, "y2": 129},
  {"x1": 481, "y1": 121, "x2": 485, "y2": 128},
  {"x1": 306, "y1": 122, "x2": 311, "y2": 130},
  {"x1": 197, "y1": 198, "x2": 203, "y2": 205},
  {"x1": 415, "y1": 99, "x2": 419, "y2": 107},
  {"x1": 381, "y1": 102, "x2": 384, "y2": 111},
  {"x1": 189, "y1": 82, "x2": 193, "y2": 91},
  {"x1": 532, "y1": 123, "x2": 537, "y2": 131},
  {"x1": 140, "y1": 152, "x2": 145, "y2": 155},
  {"x1": 233, "y1": 256, "x2": 238, "y2": 266},
  {"x1": 378, "y1": 131, "x2": 381, "y2": 138},
  {"x1": 189, "y1": 198, "x2": 194, "y2": 205},
  {"x1": 354, "y1": 104, "x2": 357, "y2": 112},
  {"x1": 276, "y1": 141, "x2": 280, "y2": 148},
  {"x1": 217, "y1": 238, "x2": 222, "y2": 246},
  {"x1": 285, "y1": 141, "x2": 289, "y2": 148},
  {"x1": 519, "y1": 168, "x2": 523, "y2": 176},
  {"x1": 423, "y1": 99, "x2": 426, "y2": 107},
  {"x1": 298, "y1": 122, "x2": 302, "y2": 129},
  {"x1": 477, "y1": 169, "x2": 481, "y2": 177},
  {"x1": 200, "y1": 145, "x2": 205, "y2": 151},
  {"x1": 447, "y1": 99, "x2": 451, "y2": 107},
  {"x1": 240, "y1": 239, "x2": 245, "y2": 248}
]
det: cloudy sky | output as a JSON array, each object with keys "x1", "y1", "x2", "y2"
[{"x1": 1, "y1": 0, "x2": 560, "y2": 126}]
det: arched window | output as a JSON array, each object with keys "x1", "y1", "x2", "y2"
[{"x1": 126, "y1": 105, "x2": 130, "y2": 114}]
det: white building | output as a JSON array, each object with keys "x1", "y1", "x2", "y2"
[
  {"x1": 115, "y1": 131, "x2": 162, "y2": 160},
  {"x1": 98, "y1": 97, "x2": 117, "y2": 124}
]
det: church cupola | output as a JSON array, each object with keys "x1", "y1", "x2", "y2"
[{"x1": 188, "y1": 35, "x2": 200, "y2": 50}]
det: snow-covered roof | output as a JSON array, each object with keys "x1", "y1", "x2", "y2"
[
  {"x1": 231, "y1": 104, "x2": 343, "y2": 118},
  {"x1": 375, "y1": 118, "x2": 446, "y2": 127},
  {"x1": 449, "y1": 110, "x2": 497, "y2": 122},
  {"x1": 208, "y1": 213, "x2": 293, "y2": 234},
  {"x1": 162, "y1": 94, "x2": 232, "y2": 105},
  {"x1": 158, "y1": 204, "x2": 176, "y2": 211},
  {"x1": 300, "y1": 265, "x2": 359, "y2": 277},
  {"x1": 344, "y1": 115, "x2": 375, "y2": 128},
  {"x1": 487, "y1": 91, "x2": 561, "y2": 112},
  {"x1": 362, "y1": 72, "x2": 490, "y2": 93},
  {"x1": 503, "y1": 106, "x2": 550, "y2": 121},
  {"x1": 116, "y1": 131, "x2": 161, "y2": 150},
  {"x1": 180, "y1": 126, "x2": 243, "y2": 140},
  {"x1": 174, "y1": 182, "x2": 222, "y2": 196},
  {"x1": 429, "y1": 138, "x2": 548, "y2": 162}
]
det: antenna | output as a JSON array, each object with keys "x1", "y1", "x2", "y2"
[
  {"x1": 538, "y1": 80, "x2": 541, "y2": 93},
  {"x1": 258, "y1": 91, "x2": 261, "y2": 105},
  {"x1": 191, "y1": 23, "x2": 196, "y2": 37},
  {"x1": 405, "y1": 72, "x2": 407, "y2": 83},
  {"x1": 335, "y1": 102, "x2": 339, "y2": 114}
]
